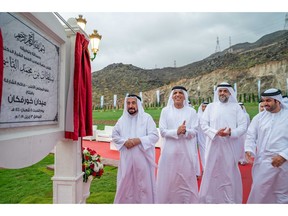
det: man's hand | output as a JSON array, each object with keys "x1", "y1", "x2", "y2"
[
  {"x1": 124, "y1": 139, "x2": 135, "y2": 149},
  {"x1": 177, "y1": 120, "x2": 186, "y2": 135},
  {"x1": 271, "y1": 155, "x2": 287, "y2": 168},
  {"x1": 217, "y1": 127, "x2": 231, "y2": 137},
  {"x1": 245, "y1": 151, "x2": 254, "y2": 164},
  {"x1": 124, "y1": 138, "x2": 141, "y2": 149}
]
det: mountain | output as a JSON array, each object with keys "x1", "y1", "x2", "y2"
[{"x1": 91, "y1": 30, "x2": 288, "y2": 108}]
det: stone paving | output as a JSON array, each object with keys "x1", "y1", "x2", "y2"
[{"x1": 101, "y1": 158, "x2": 119, "y2": 167}]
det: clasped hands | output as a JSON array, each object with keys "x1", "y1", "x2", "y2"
[
  {"x1": 217, "y1": 127, "x2": 231, "y2": 137},
  {"x1": 124, "y1": 138, "x2": 140, "y2": 149}
]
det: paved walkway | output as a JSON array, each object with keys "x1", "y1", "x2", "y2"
[{"x1": 101, "y1": 158, "x2": 119, "y2": 167}]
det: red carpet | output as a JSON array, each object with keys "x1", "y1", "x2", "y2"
[
  {"x1": 239, "y1": 162, "x2": 253, "y2": 203},
  {"x1": 83, "y1": 140, "x2": 120, "y2": 160},
  {"x1": 83, "y1": 140, "x2": 252, "y2": 204}
]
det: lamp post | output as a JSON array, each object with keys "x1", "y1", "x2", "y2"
[
  {"x1": 76, "y1": 15, "x2": 102, "y2": 61},
  {"x1": 76, "y1": 14, "x2": 87, "y2": 30},
  {"x1": 89, "y1": 30, "x2": 102, "y2": 61},
  {"x1": 52, "y1": 12, "x2": 103, "y2": 204}
]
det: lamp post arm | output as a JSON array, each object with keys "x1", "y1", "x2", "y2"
[{"x1": 91, "y1": 53, "x2": 97, "y2": 61}]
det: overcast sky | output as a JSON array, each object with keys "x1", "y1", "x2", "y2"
[
  {"x1": 4, "y1": 1, "x2": 286, "y2": 73},
  {"x1": 59, "y1": 12, "x2": 287, "y2": 72}
]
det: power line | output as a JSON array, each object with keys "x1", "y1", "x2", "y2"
[{"x1": 218, "y1": 13, "x2": 286, "y2": 51}]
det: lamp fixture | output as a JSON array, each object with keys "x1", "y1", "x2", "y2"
[
  {"x1": 75, "y1": 15, "x2": 102, "y2": 61},
  {"x1": 76, "y1": 14, "x2": 87, "y2": 30},
  {"x1": 89, "y1": 30, "x2": 102, "y2": 61}
]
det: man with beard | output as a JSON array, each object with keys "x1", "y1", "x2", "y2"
[
  {"x1": 112, "y1": 94, "x2": 159, "y2": 203},
  {"x1": 156, "y1": 86, "x2": 199, "y2": 203},
  {"x1": 245, "y1": 88, "x2": 288, "y2": 203},
  {"x1": 198, "y1": 82, "x2": 247, "y2": 203}
]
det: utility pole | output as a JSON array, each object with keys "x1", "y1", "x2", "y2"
[
  {"x1": 215, "y1": 36, "x2": 221, "y2": 53},
  {"x1": 284, "y1": 13, "x2": 288, "y2": 30},
  {"x1": 228, "y1": 36, "x2": 233, "y2": 53}
]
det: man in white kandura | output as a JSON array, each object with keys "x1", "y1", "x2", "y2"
[
  {"x1": 199, "y1": 82, "x2": 247, "y2": 203},
  {"x1": 197, "y1": 101, "x2": 209, "y2": 173},
  {"x1": 258, "y1": 100, "x2": 265, "y2": 112},
  {"x1": 238, "y1": 102, "x2": 251, "y2": 165},
  {"x1": 156, "y1": 86, "x2": 199, "y2": 203},
  {"x1": 245, "y1": 88, "x2": 288, "y2": 203},
  {"x1": 112, "y1": 94, "x2": 159, "y2": 204},
  {"x1": 282, "y1": 95, "x2": 288, "y2": 105}
]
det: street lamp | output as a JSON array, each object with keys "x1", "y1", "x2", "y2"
[
  {"x1": 76, "y1": 15, "x2": 102, "y2": 61},
  {"x1": 76, "y1": 14, "x2": 87, "y2": 30},
  {"x1": 89, "y1": 30, "x2": 102, "y2": 61}
]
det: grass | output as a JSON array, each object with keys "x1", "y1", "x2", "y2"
[
  {"x1": 94, "y1": 103, "x2": 259, "y2": 129},
  {"x1": 0, "y1": 154, "x2": 54, "y2": 204},
  {"x1": 93, "y1": 108, "x2": 163, "y2": 129},
  {"x1": 87, "y1": 166, "x2": 118, "y2": 204},
  {"x1": 0, "y1": 104, "x2": 259, "y2": 204},
  {"x1": 0, "y1": 154, "x2": 118, "y2": 204}
]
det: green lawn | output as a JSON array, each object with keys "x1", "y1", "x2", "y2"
[
  {"x1": 0, "y1": 154, "x2": 54, "y2": 204},
  {"x1": 0, "y1": 154, "x2": 117, "y2": 204},
  {"x1": 0, "y1": 104, "x2": 259, "y2": 204},
  {"x1": 94, "y1": 103, "x2": 259, "y2": 129}
]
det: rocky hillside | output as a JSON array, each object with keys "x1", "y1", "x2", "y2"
[{"x1": 91, "y1": 30, "x2": 288, "y2": 108}]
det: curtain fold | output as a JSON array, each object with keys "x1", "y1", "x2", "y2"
[{"x1": 65, "y1": 32, "x2": 93, "y2": 140}]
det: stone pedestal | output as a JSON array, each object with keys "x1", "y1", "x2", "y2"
[{"x1": 52, "y1": 139, "x2": 83, "y2": 203}]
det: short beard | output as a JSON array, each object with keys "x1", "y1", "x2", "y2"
[
  {"x1": 265, "y1": 103, "x2": 277, "y2": 112},
  {"x1": 219, "y1": 95, "x2": 229, "y2": 103},
  {"x1": 128, "y1": 109, "x2": 137, "y2": 115}
]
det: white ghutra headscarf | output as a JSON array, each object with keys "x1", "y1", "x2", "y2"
[
  {"x1": 118, "y1": 94, "x2": 145, "y2": 138},
  {"x1": 261, "y1": 88, "x2": 287, "y2": 109},
  {"x1": 238, "y1": 102, "x2": 247, "y2": 113},
  {"x1": 122, "y1": 94, "x2": 144, "y2": 118},
  {"x1": 213, "y1": 82, "x2": 238, "y2": 103},
  {"x1": 197, "y1": 102, "x2": 209, "y2": 116},
  {"x1": 167, "y1": 86, "x2": 189, "y2": 107}
]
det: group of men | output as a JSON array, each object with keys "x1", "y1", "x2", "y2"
[{"x1": 111, "y1": 82, "x2": 288, "y2": 204}]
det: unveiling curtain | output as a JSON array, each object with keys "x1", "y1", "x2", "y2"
[{"x1": 65, "y1": 32, "x2": 93, "y2": 140}]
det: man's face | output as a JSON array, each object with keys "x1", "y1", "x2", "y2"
[
  {"x1": 262, "y1": 97, "x2": 280, "y2": 113},
  {"x1": 218, "y1": 88, "x2": 230, "y2": 103},
  {"x1": 259, "y1": 102, "x2": 265, "y2": 112},
  {"x1": 201, "y1": 104, "x2": 207, "y2": 112},
  {"x1": 126, "y1": 97, "x2": 138, "y2": 115},
  {"x1": 172, "y1": 90, "x2": 185, "y2": 106}
]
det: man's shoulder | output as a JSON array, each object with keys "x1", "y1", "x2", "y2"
[
  {"x1": 143, "y1": 112, "x2": 153, "y2": 119},
  {"x1": 161, "y1": 106, "x2": 169, "y2": 111},
  {"x1": 282, "y1": 107, "x2": 288, "y2": 113},
  {"x1": 205, "y1": 102, "x2": 216, "y2": 109},
  {"x1": 186, "y1": 106, "x2": 197, "y2": 113},
  {"x1": 159, "y1": 106, "x2": 169, "y2": 114}
]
